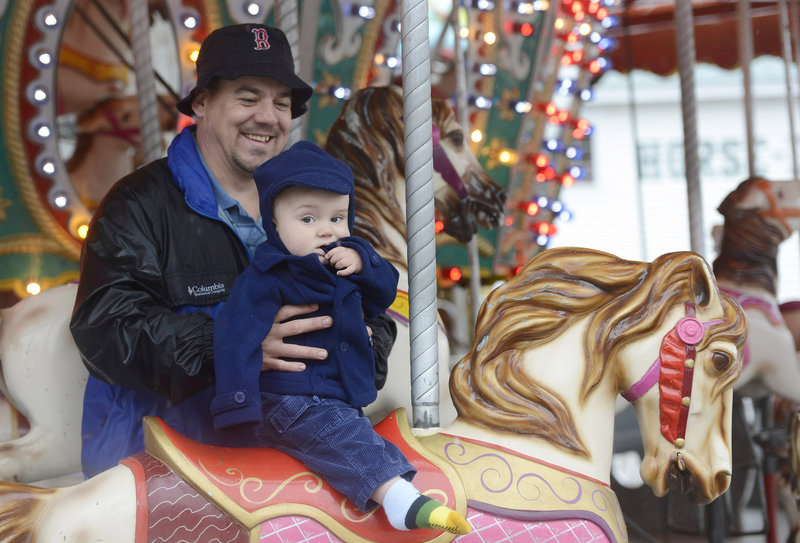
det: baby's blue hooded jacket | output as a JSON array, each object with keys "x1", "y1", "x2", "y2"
[{"x1": 211, "y1": 141, "x2": 399, "y2": 430}]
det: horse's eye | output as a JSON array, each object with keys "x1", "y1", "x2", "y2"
[
  {"x1": 448, "y1": 131, "x2": 464, "y2": 148},
  {"x1": 711, "y1": 351, "x2": 732, "y2": 372}
]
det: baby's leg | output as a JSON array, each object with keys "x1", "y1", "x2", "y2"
[
  {"x1": 256, "y1": 394, "x2": 412, "y2": 509},
  {"x1": 256, "y1": 394, "x2": 470, "y2": 534}
]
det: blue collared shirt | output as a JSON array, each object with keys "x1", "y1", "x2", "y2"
[{"x1": 193, "y1": 137, "x2": 266, "y2": 257}]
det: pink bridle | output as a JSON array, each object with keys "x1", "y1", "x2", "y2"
[
  {"x1": 621, "y1": 303, "x2": 723, "y2": 448},
  {"x1": 432, "y1": 125, "x2": 469, "y2": 199},
  {"x1": 96, "y1": 107, "x2": 141, "y2": 147}
]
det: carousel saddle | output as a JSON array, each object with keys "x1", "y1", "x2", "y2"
[{"x1": 137, "y1": 409, "x2": 466, "y2": 542}]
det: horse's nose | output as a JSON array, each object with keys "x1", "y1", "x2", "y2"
[
  {"x1": 713, "y1": 470, "x2": 731, "y2": 496},
  {"x1": 668, "y1": 457, "x2": 698, "y2": 498}
]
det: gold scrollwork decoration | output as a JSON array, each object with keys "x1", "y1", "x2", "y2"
[{"x1": 198, "y1": 457, "x2": 323, "y2": 506}]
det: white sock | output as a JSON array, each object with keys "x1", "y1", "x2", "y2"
[{"x1": 381, "y1": 478, "x2": 420, "y2": 531}]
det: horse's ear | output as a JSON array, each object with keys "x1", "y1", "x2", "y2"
[
  {"x1": 719, "y1": 177, "x2": 765, "y2": 215},
  {"x1": 717, "y1": 184, "x2": 741, "y2": 216},
  {"x1": 691, "y1": 255, "x2": 714, "y2": 308}
]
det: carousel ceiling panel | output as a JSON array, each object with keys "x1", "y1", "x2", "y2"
[{"x1": 606, "y1": 0, "x2": 785, "y2": 74}]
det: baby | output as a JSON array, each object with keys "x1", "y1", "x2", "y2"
[{"x1": 212, "y1": 141, "x2": 470, "y2": 535}]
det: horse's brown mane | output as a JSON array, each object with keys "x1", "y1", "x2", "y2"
[
  {"x1": 712, "y1": 177, "x2": 787, "y2": 295},
  {"x1": 450, "y1": 247, "x2": 746, "y2": 458},
  {"x1": 325, "y1": 86, "x2": 454, "y2": 270},
  {"x1": 0, "y1": 480, "x2": 54, "y2": 540}
]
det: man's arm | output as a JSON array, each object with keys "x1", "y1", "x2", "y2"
[
  {"x1": 70, "y1": 185, "x2": 219, "y2": 403},
  {"x1": 365, "y1": 313, "x2": 397, "y2": 390}
]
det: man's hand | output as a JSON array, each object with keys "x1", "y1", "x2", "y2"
[
  {"x1": 261, "y1": 304, "x2": 331, "y2": 372},
  {"x1": 325, "y1": 246, "x2": 362, "y2": 276}
]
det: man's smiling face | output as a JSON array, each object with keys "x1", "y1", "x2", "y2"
[{"x1": 192, "y1": 76, "x2": 292, "y2": 184}]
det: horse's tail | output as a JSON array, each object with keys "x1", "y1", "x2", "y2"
[{"x1": 0, "y1": 481, "x2": 56, "y2": 541}]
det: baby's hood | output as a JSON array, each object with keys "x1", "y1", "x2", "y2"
[{"x1": 253, "y1": 140, "x2": 355, "y2": 251}]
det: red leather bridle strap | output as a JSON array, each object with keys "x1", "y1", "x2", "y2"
[{"x1": 621, "y1": 303, "x2": 723, "y2": 448}]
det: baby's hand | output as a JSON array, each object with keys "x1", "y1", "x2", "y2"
[{"x1": 326, "y1": 246, "x2": 362, "y2": 276}]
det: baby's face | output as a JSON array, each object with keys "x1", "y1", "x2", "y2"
[{"x1": 273, "y1": 185, "x2": 351, "y2": 262}]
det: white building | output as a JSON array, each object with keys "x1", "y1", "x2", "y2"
[{"x1": 552, "y1": 57, "x2": 800, "y2": 302}]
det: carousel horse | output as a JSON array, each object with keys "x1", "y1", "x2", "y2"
[
  {"x1": 0, "y1": 285, "x2": 87, "y2": 484},
  {"x1": 57, "y1": 0, "x2": 132, "y2": 115},
  {"x1": 325, "y1": 85, "x2": 506, "y2": 426},
  {"x1": 68, "y1": 95, "x2": 177, "y2": 210},
  {"x1": 0, "y1": 86, "x2": 504, "y2": 484},
  {"x1": 711, "y1": 176, "x2": 800, "y2": 541},
  {"x1": 0, "y1": 247, "x2": 747, "y2": 542},
  {"x1": 0, "y1": 0, "x2": 177, "y2": 484},
  {"x1": 712, "y1": 177, "x2": 800, "y2": 401},
  {"x1": 58, "y1": 0, "x2": 179, "y2": 210},
  {"x1": 777, "y1": 299, "x2": 800, "y2": 542}
]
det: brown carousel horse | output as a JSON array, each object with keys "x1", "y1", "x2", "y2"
[
  {"x1": 0, "y1": 248, "x2": 746, "y2": 542},
  {"x1": 325, "y1": 85, "x2": 506, "y2": 426},
  {"x1": 713, "y1": 177, "x2": 800, "y2": 401},
  {"x1": 711, "y1": 176, "x2": 800, "y2": 542}
]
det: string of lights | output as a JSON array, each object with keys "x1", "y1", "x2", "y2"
[
  {"x1": 318, "y1": 0, "x2": 619, "y2": 282},
  {"x1": 493, "y1": 0, "x2": 619, "y2": 275}
]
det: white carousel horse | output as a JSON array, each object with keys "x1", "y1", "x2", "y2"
[
  {"x1": 57, "y1": 0, "x2": 132, "y2": 116},
  {"x1": 67, "y1": 95, "x2": 177, "y2": 210},
  {"x1": 0, "y1": 86, "x2": 504, "y2": 484},
  {"x1": 712, "y1": 177, "x2": 800, "y2": 401},
  {"x1": 0, "y1": 284, "x2": 87, "y2": 483},
  {"x1": 57, "y1": 0, "x2": 180, "y2": 211},
  {"x1": 710, "y1": 176, "x2": 800, "y2": 541},
  {"x1": 0, "y1": 247, "x2": 747, "y2": 542},
  {"x1": 326, "y1": 85, "x2": 506, "y2": 426}
]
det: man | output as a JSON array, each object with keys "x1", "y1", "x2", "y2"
[{"x1": 69, "y1": 24, "x2": 396, "y2": 477}]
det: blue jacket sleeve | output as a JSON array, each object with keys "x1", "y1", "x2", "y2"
[
  {"x1": 339, "y1": 237, "x2": 400, "y2": 317},
  {"x1": 211, "y1": 265, "x2": 282, "y2": 430}
]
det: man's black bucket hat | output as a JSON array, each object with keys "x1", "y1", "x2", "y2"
[{"x1": 176, "y1": 24, "x2": 313, "y2": 119}]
